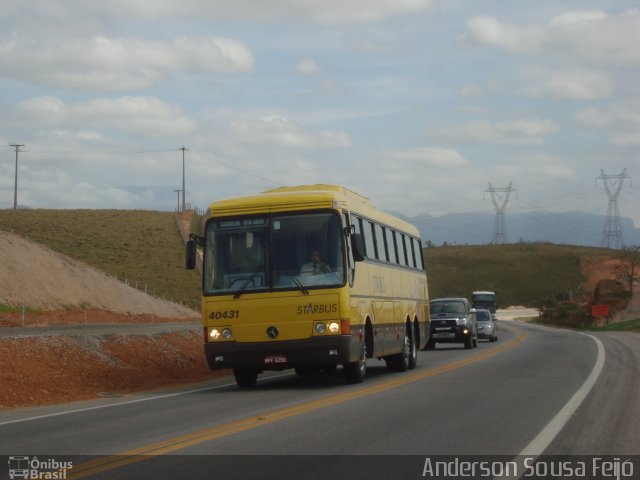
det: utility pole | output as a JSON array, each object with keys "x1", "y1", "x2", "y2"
[
  {"x1": 485, "y1": 182, "x2": 516, "y2": 244},
  {"x1": 179, "y1": 147, "x2": 188, "y2": 211},
  {"x1": 9, "y1": 144, "x2": 25, "y2": 210},
  {"x1": 173, "y1": 188, "x2": 182, "y2": 212},
  {"x1": 597, "y1": 169, "x2": 631, "y2": 249}
]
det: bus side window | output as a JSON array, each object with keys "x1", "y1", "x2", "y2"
[
  {"x1": 374, "y1": 224, "x2": 387, "y2": 262},
  {"x1": 413, "y1": 237, "x2": 424, "y2": 270},
  {"x1": 343, "y1": 212, "x2": 356, "y2": 285},
  {"x1": 397, "y1": 233, "x2": 407, "y2": 266},
  {"x1": 363, "y1": 220, "x2": 376, "y2": 260},
  {"x1": 386, "y1": 228, "x2": 398, "y2": 265},
  {"x1": 409, "y1": 236, "x2": 418, "y2": 268}
]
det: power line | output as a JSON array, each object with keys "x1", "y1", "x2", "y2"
[
  {"x1": 9, "y1": 144, "x2": 25, "y2": 210},
  {"x1": 24, "y1": 148, "x2": 176, "y2": 156}
]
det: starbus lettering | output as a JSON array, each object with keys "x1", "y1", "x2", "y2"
[{"x1": 297, "y1": 303, "x2": 338, "y2": 315}]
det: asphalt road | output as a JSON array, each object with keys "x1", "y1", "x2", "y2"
[{"x1": 1, "y1": 314, "x2": 638, "y2": 480}]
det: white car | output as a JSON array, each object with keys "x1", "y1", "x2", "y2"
[{"x1": 473, "y1": 308, "x2": 498, "y2": 342}]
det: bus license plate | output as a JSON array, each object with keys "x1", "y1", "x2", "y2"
[{"x1": 264, "y1": 354, "x2": 287, "y2": 365}]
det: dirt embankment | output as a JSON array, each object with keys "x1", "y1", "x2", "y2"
[
  {"x1": 0, "y1": 229, "x2": 221, "y2": 410},
  {"x1": 0, "y1": 230, "x2": 197, "y2": 317}
]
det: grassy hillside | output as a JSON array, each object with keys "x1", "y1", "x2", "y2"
[
  {"x1": 423, "y1": 243, "x2": 610, "y2": 308},
  {"x1": 0, "y1": 209, "x2": 201, "y2": 309},
  {"x1": 0, "y1": 209, "x2": 616, "y2": 312}
]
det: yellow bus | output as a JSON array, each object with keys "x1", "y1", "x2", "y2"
[{"x1": 186, "y1": 184, "x2": 430, "y2": 387}]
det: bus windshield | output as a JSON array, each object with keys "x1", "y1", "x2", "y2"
[
  {"x1": 203, "y1": 211, "x2": 345, "y2": 295},
  {"x1": 472, "y1": 293, "x2": 495, "y2": 302}
]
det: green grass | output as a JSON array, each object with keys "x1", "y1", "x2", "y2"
[
  {"x1": 589, "y1": 317, "x2": 640, "y2": 332},
  {"x1": 0, "y1": 209, "x2": 201, "y2": 309},
  {"x1": 0, "y1": 303, "x2": 41, "y2": 314},
  {"x1": 423, "y1": 242, "x2": 611, "y2": 308}
]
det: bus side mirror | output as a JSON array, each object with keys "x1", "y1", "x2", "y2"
[
  {"x1": 186, "y1": 239, "x2": 197, "y2": 270},
  {"x1": 351, "y1": 233, "x2": 365, "y2": 262}
]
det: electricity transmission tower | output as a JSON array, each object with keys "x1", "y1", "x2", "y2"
[
  {"x1": 485, "y1": 182, "x2": 516, "y2": 244},
  {"x1": 597, "y1": 169, "x2": 631, "y2": 249}
]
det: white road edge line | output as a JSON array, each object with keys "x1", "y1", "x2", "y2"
[
  {"x1": 0, "y1": 373, "x2": 292, "y2": 427},
  {"x1": 518, "y1": 332, "x2": 605, "y2": 456},
  {"x1": 495, "y1": 332, "x2": 605, "y2": 480}
]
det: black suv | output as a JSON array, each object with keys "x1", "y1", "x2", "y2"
[{"x1": 426, "y1": 297, "x2": 477, "y2": 350}]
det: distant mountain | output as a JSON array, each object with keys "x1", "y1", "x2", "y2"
[{"x1": 398, "y1": 211, "x2": 640, "y2": 248}]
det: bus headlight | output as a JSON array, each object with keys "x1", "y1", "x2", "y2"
[
  {"x1": 328, "y1": 322, "x2": 340, "y2": 333},
  {"x1": 315, "y1": 322, "x2": 327, "y2": 334},
  {"x1": 209, "y1": 327, "x2": 233, "y2": 340}
]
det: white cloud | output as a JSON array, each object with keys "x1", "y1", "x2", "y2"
[
  {"x1": 297, "y1": 57, "x2": 322, "y2": 76},
  {"x1": 577, "y1": 101, "x2": 640, "y2": 129},
  {"x1": 465, "y1": 14, "x2": 546, "y2": 55},
  {"x1": 548, "y1": 10, "x2": 608, "y2": 27},
  {"x1": 228, "y1": 116, "x2": 351, "y2": 148},
  {"x1": 4, "y1": 0, "x2": 436, "y2": 26},
  {"x1": 392, "y1": 147, "x2": 467, "y2": 167},
  {"x1": 610, "y1": 132, "x2": 640, "y2": 147},
  {"x1": 14, "y1": 96, "x2": 198, "y2": 136},
  {"x1": 577, "y1": 100, "x2": 640, "y2": 146},
  {"x1": 431, "y1": 118, "x2": 559, "y2": 146},
  {"x1": 517, "y1": 68, "x2": 613, "y2": 100},
  {"x1": 0, "y1": 35, "x2": 254, "y2": 90},
  {"x1": 530, "y1": 164, "x2": 575, "y2": 180},
  {"x1": 465, "y1": 10, "x2": 640, "y2": 67}
]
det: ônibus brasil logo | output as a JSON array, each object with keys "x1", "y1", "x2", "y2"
[{"x1": 8, "y1": 456, "x2": 73, "y2": 480}]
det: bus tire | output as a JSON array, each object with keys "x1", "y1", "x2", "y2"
[
  {"x1": 387, "y1": 329, "x2": 412, "y2": 372},
  {"x1": 408, "y1": 325, "x2": 418, "y2": 370},
  {"x1": 234, "y1": 368, "x2": 258, "y2": 388},
  {"x1": 344, "y1": 342, "x2": 366, "y2": 384}
]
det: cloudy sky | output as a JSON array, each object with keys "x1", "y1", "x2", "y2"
[{"x1": 1, "y1": 0, "x2": 639, "y2": 229}]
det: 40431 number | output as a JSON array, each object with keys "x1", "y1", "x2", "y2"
[{"x1": 208, "y1": 310, "x2": 240, "y2": 320}]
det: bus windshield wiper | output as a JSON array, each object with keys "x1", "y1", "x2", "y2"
[
  {"x1": 288, "y1": 274, "x2": 309, "y2": 295},
  {"x1": 233, "y1": 267, "x2": 264, "y2": 299}
]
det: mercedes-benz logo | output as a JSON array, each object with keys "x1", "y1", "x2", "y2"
[{"x1": 266, "y1": 326, "x2": 279, "y2": 339}]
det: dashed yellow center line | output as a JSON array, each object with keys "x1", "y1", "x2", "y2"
[{"x1": 69, "y1": 330, "x2": 528, "y2": 479}]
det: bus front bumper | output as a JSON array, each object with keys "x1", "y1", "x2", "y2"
[{"x1": 204, "y1": 335, "x2": 356, "y2": 371}]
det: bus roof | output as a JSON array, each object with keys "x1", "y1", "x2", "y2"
[{"x1": 207, "y1": 184, "x2": 420, "y2": 235}]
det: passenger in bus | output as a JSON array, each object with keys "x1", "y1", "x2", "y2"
[{"x1": 300, "y1": 250, "x2": 331, "y2": 276}]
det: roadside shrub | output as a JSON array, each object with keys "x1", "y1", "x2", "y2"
[{"x1": 538, "y1": 303, "x2": 593, "y2": 329}]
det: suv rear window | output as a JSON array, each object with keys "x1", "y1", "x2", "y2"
[{"x1": 430, "y1": 302, "x2": 466, "y2": 314}]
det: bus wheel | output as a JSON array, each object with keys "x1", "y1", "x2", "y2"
[
  {"x1": 344, "y1": 342, "x2": 366, "y2": 384},
  {"x1": 387, "y1": 330, "x2": 411, "y2": 372},
  {"x1": 234, "y1": 369, "x2": 258, "y2": 388},
  {"x1": 408, "y1": 327, "x2": 418, "y2": 370}
]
